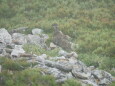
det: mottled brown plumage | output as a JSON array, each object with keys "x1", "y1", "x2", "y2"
[{"x1": 52, "y1": 24, "x2": 72, "y2": 51}]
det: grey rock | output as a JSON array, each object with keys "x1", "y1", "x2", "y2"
[
  {"x1": 82, "y1": 80, "x2": 98, "y2": 86},
  {"x1": 9, "y1": 27, "x2": 28, "y2": 34},
  {"x1": 0, "y1": 49, "x2": 3, "y2": 54},
  {"x1": 50, "y1": 42, "x2": 57, "y2": 50},
  {"x1": 6, "y1": 44, "x2": 15, "y2": 49},
  {"x1": 72, "y1": 71, "x2": 91, "y2": 79},
  {"x1": 45, "y1": 60, "x2": 73, "y2": 72},
  {"x1": 12, "y1": 33, "x2": 27, "y2": 45},
  {"x1": 56, "y1": 78, "x2": 68, "y2": 83},
  {"x1": 92, "y1": 70, "x2": 103, "y2": 79},
  {"x1": 32, "y1": 28, "x2": 43, "y2": 35},
  {"x1": 71, "y1": 60, "x2": 89, "y2": 79},
  {"x1": 99, "y1": 78, "x2": 111, "y2": 85},
  {"x1": 55, "y1": 72, "x2": 73, "y2": 83},
  {"x1": 11, "y1": 45, "x2": 25, "y2": 58},
  {"x1": 65, "y1": 51, "x2": 78, "y2": 59},
  {"x1": 58, "y1": 50, "x2": 67, "y2": 57},
  {"x1": 47, "y1": 68, "x2": 73, "y2": 83},
  {"x1": 56, "y1": 56, "x2": 66, "y2": 61},
  {"x1": 5, "y1": 48, "x2": 13, "y2": 54},
  {"x1": 40, "y1": 54, "x2": 47, "y2": 59},
  {"x1": 66, "y1": 72, "x2": 74, "y2": 79},
  {"x1": 77, "y1": 60, "x2": 88, "y2": 72},
  {"x1": 27, "y1": 34, "x2": 47, "y2": 49},
  {"x1": 68, "y1": 57, "x2": 77, "y2": 65},
  {"x1": 72, "y1": 64, "x2": 89, "y2": 79},
  {"x1": 0, "y1": 42, "x2": 5, "y2": 49},
  {"x1": 0, "y1": 28, "x2": 12, "y2": 44},
  {"x1": 87, "y1": 66, "x2": 95, "y2": 71},
  {"x1": 41, "y1": 34, "x2": 49, "y2": 40},
  {"x1": 55, "y1": 62, "x2": 73, "y2": 72},
  {"x1": 45, "y1": 60, "x2": 55, "y2": 67},
  {"x1": 0, "y1": 42, "x2": 6, "y2": 55},
  {"x1": 47, "y1": 68, "x2": 65, "y2": 79},
  {"x1": 72, "y1": 60, "x2": 87, "y2": 73},
  {"x1": 58, "y1": 50, "x2": 78, "y2": 61},
  {"x1": 0, "y1": 65, "x2": 1, "y2": 73},
  {"x1": 0, "y1": 49, "x2": 6, "y2": 56},
  {"x1": 35, "y1": 54, "x2": 47, "y2": 65},
  {"x1": 91, "y1": 70, "x2": 112, "y2": 85}
]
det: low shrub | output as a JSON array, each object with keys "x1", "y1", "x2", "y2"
[
  {"x1": 62, "y1": 79, "x2": 81, "y2": 86},
  {"x1": 23, "y1": 44, "x2": 59, "y2": 57},
  {"x1": 0, "y1": 57, "x2": 31, "y2": 71},
  {"x1": 0, "y1": 68, "x2": 57, "y2": 86}
]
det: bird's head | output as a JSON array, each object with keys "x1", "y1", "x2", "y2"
[{"x1": 52, "y1": 23, "x2": 58, "y2": 29}]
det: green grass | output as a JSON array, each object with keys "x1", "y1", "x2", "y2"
[
  {"x1": 0, "y1": 57, "x2": 32, "y2": 71},
  {"x1": 23, "y1": 44, "x2": 60, "y2": 57},
  {"x1": 62, "y1": 79, "x2": 81, "y2": 86},
  {"x1": 0, "y1": 68, "x2": 57, "y2": 86},
  {"x1": 79, "y1": 53, "x2": 115, "y2": 70},
  {"x1": 110, "y1": 82, "x2": 115, "y2": 86}
]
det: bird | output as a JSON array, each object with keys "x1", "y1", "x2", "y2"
[{"x1": 52, "y1": 23, "x2": 72, "y2": 51}]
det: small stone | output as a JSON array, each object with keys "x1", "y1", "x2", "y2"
[
  {"x1": 36, "y1": 54, "x2": 47, "y2": 65},
  {"x1": 56, "y1": 56, "x2": 66, "y2": 60},
  {"x1": 0, "y1": 49, "x2": 3, "y2": 54},
  {"x1": 6, "y1": 44, "x2": 15, "y2": 49},
  {"x1": 41, "y1": 34, "x2": 49, "y2": 40},
  {"x1": 12, "y1": 33, "x2": 27, "y2": 45},
  {"x1": 91, "y1": 70, "x2": 104, "y2": 79},
  {"x1": 72, "y1": 71, "x2": 91, "y2": 79},
  {"x1": 0, "y1": 28, "x2": 12, "y2": 44},
  {"x1": 32, "y1": 28, "x2": 43, "y2": 35},
  {"x1": 50, "y1": 42, "x2": 57, "y2": 50},
  {"x1": 91, "y1": 70, "x2": 112, "y2": 85},
  {"x1": 40, "y1": 54, "x2": 47, "y2": 59},
  {"x1": 66, "y1": 72, "x2": 73, "y2": 79},
  {"x1": 99, "y1": 78, "x2": 111, "y2": 85},
  {"x1": 82, "y1": 80, "x2": 98, "y2": 86},
  {"x1": 47, "y1": 68, "x2": 62, "y2": 79},
  {"x1": 66, "y1": 52, "x2": 78, "y2": 59},
  {"x1": 9, "y1": 27, "x2": 28, "y2": 34},
  {"x1": 68, "y1": 58, "x2": 77, "y2": 65},
  {"x1": 58, "y1": 50, "x2": 67, "y2": 57},
  {"x1": 87, "y1": 66, "x2": 95, "y2": 71},
  {"x1": 27, "y1": 34, "x2": 47, "y2": 49},
  {"x1": 0, "y1": 65, "x2": 2, "y2": 73},
  {"x1": 11, "y1": 45, "x2": 25, "y2": 58}
]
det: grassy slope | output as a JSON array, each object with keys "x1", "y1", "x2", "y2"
[{"x1": 0, "y1": 0, "x2": 115, "y2": 73}]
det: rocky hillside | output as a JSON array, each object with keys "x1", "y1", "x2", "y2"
[
  {"x1": 0, "y1": 0, "x2": 115, "y2": 86},
  {"x1": 0, "y1": 28, "x2": 114, "y2": 86},
  {"x1": 0, "y1": 0, "x2": 115, "y2": 71}
]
